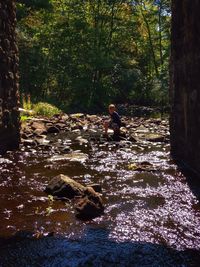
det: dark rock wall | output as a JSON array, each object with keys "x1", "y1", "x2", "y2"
[
  {"x1": 170, "y1": 0, "x2": 200, "y2": 173},
  {"x1": 0, "y1": 1, "x2": 20, "y2": 153}
]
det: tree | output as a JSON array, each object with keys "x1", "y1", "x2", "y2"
[
  {"x1": 0, "y1": 1, "x2": 20, "y2": 153},
  {"x1": 17, "y1": 0, "x2": 171, "y2": 112}
]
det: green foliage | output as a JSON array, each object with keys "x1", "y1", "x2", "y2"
[
  {"x1": 17, "y1": 0, "x2": 171, "y2": 112},
  {"x1": 33, "y1": 102, "x2": 61, "y2": 117},
  {"x1": 22, "y1": 93, "x2": 32, "y2": 110},
  {"x1": 20, "y1": 115, "x2": 32, "y2": 122}
]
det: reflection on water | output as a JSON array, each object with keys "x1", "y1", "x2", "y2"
[{"x1": 0, "y1": 133, "x2": 200, "y2": 266}]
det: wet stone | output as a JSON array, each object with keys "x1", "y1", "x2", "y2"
[
  {"x1": 75, "y1": 187, "x2": 104, "y2": 220},
  {"x1": 45, "y1": 174, "x2": 85, "y2": 199},
  {"x1": 144, "y1": 133, "x2": 166, "y2": 142},
  {"x1": 48, "y1": 151, "x2": 88, "y2": 163},
  {"x1": 45, "y1": 175, "x2": 105, "y2": 219},
  {"x1": 22, "y1": 139, "x2": 37, "y2": 147},
  {"x1": 128, "y1": 161, "x2": 156, "y2": 172}
]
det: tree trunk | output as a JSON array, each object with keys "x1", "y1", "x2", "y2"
[
  {"x1": 170, "y1": 0, "x2": 200, "y2": 173},
  {"x1": 141, "y1": 8, "x2": 159, "y2": 77},
  {"x1": 158, "y1": 1, "x2": 163, "y2": 68},
  {"x1": 0, "y1": 1, "x2": 20, "y2": 154}
]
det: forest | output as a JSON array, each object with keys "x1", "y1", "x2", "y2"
[
  {"x1": 16, "y1": 0, "x2": 171, "y2": 112},
  {"x1": 1, "y1": 1, "x2": 200, "y2": 266}
]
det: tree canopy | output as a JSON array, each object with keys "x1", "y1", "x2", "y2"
[{"x1": 17, "y1": 0, "x2": 171, "y2": 112}]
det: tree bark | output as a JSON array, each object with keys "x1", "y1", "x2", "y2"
[
  {"x1": 0, "y1": 0, "x2": 20, "y2": 154},
  {"x1": 170, "y1": 0, "x2": 200, "y2": 174}
]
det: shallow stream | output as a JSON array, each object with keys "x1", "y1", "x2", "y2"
[{"x1": 0, "y1": 131, "x2": 200, "y2": 266}]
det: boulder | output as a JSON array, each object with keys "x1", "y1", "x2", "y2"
[
  {"x1": 45, "y1": 174, "x2": 85, "y2": 199},
  {"x1": 45, "y1": 175, "x2": 105, "y2": 219},
  {"x1": 75, "y1": 187, "x2": 104, "y2": 220}
]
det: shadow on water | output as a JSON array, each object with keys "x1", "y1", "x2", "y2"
[{"x1": 0, "y1": 228, "x2": 200, "y2": 267}]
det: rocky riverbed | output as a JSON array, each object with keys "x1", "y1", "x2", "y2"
[
  {"x1": 20, "y1": 113, "x2": 169, "y2": 148},
  {"x1": 0, "y1": 113, "x2": 200, "y2": 266}
]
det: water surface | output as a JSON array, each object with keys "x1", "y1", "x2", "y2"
[{"x1": 0, "y1": 132, "x2": 200, "y2": 266}]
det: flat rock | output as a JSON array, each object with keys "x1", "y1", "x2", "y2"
[
  {"x1": 48, "y1": 152, "x2": 88, "y2": 163},
  {"x1": 135, "y1": 126, "x2": 149, "y2": 133},
  {"x1": 70, "y1": 113, "x2": 85, "y2": 119},
  {"x1": 128, "y1": 161, "x2": 156, "y2": 172},
  {"x1": 144, "y1": 133, "x2": 165, "y2": 142}
]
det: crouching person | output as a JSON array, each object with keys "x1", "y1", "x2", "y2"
[{"x1": 104, "y1": 104, "x2": 121, "y2": 138}]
